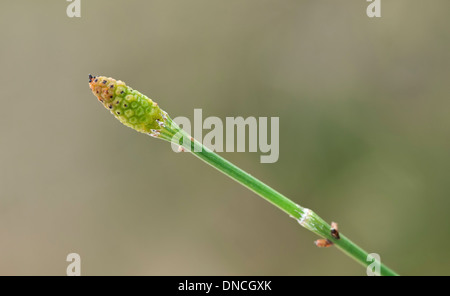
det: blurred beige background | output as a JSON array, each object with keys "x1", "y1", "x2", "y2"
[{"x1": 0, "y1": 0, "x2": 449, "y2": 275}]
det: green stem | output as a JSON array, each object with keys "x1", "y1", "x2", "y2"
[{"x1": 162, "y1": 119, "x2": 398, "y2": 276}]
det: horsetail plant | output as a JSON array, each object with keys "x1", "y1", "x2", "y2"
[{"x1": 88, "y1": 75, "x2": 398, "y2": 276}]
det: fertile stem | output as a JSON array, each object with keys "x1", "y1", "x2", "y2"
[{"x1": 88, "y1": 75, "x2": 399, "y2": 276}]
